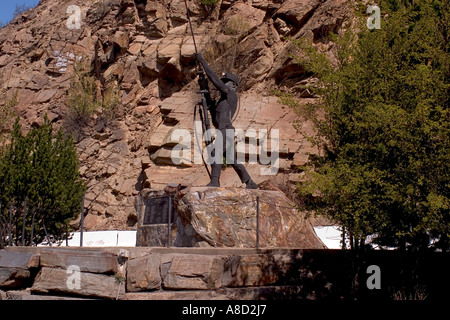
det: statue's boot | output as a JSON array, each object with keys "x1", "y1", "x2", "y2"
[
  {"x1": 245, "y1": 179, "x2": 258, "y2": 189},
  {"x1": 232, "y1": 164, "x2": 258, "y2": 189},
  {"x1": 206, "y1": 164, "x2": 222, "y2": 187}
]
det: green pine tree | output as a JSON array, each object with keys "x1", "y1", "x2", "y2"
[
  {"x1": 282, "y1": 0, "x2": 449, "y2": 251},
  {"x1": 0, "y1": 116, "x2": 86, "y2": 246}
]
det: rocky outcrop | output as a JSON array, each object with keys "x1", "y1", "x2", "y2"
[
  {"x1": 0, "y1": 0, "x2": 351, "y2": 231},
  {"x1": 136, "y1": 187, "x2": 326, "y2": 248}
]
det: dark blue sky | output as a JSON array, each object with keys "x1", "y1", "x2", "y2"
[{"x1": 0, "y1": 0, "x2": 40, "y2": 25}]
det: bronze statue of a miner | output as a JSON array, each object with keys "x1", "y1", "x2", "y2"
[{"x1": 195, "y1": 53, "x2": 258, "y2": 189}]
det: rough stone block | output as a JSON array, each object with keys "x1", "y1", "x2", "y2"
[
  {"x1": 0, "y1": 251, "x2": 39, "y2": 289},
  {"x1": 126, "y1": 254, "x2": 161, "y2": 292},
  {"x1": 223, "y1": 254, "x2": 279, "y2": 287},
  {"x1": 0, "y1": 251, "x2": 39, "y2": 269},
  {"x1": 39, "y1": 250, "x2": 119, "y2": 274},
  {"x1": 0, "y1": 268, "x2": 31, "y2": 289},
  {"x1": 163, "y1": 254, "x2": 226, "y2": 290},
  {"x1": 31, "y1": 267, "x2": 125, "y2": 300}
]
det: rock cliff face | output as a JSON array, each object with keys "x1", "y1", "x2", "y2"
[{"x1": 0, "y1": 0, "x2": 351, "y2": 230}]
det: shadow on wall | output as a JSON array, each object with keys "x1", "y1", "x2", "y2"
[{"x1": 222, "y1": 249, "x2": 449, "y2": 301}]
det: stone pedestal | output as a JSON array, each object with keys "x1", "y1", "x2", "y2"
[{"x1": 136, "y1": 186, "x2": 326, "y2": 249}]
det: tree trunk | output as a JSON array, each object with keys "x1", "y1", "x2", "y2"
[
  {"x1": 21, "y1": 199, "x2": 27, "y2": 246},
  {"x1": 341, "y1": 227, "x2": 346, "y2": 250}
]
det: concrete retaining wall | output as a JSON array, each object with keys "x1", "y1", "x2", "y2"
[{"x1": 0, "y1": 247, "x2": 448, "y2": 300}]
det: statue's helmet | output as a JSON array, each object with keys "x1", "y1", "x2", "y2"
[{"x1": 221, "y1": 72, "x2": 239, "y2": 87}]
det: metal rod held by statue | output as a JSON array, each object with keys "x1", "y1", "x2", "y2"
[{"x1": 184, "y1": 0, "x2": 198, "y2": 54}]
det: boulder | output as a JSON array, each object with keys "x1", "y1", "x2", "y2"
[
  {"x1": 82, "y1": 214, "x2": 105, "y2": 230},
  {"x1": 137, "y1": 187, "x2": 326, "y2": 248},
  {"x1": 121, "y1": 6, "x2": 138, "y2": 24},
  {"x1": 0, "y1": 251, "x2": 39, "y2": 269},
  {"x1": 0, "y1": 268, "x2": 31, "y2": 289},
  {"x1": 223, "y1": 254, "x2": 294, "y2": 287},
  {"x1": 34, "y1": 89, "x2": 58, "y2": 104},
  {"x1": 181, "y1": 33, "x2": 208, "y2": 62},
  {"x1": 156, "y1": 25, "x2": 185, "y2": 65},
  {"x1": 150, "y1": 146, "x2": 191, "y2": 167},
  {"x1": 138, "y1": 58, "x2": 158, "y2": 86},
  {"x1": 175, "y1": 187, "x2": 326, "y2": 248}
]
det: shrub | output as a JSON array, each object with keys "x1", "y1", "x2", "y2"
[
  {"x1": 13, "y1": 3, "x2": 35, "y2": 19},
  {"x1": 0, "y1": 88, "x2": 18, "y2": 144},
  {"x1": 101, "y1": 79, "x2": 121, "y2": 122},
  {"x1": 199, "y1": 0, "x2": 220, "y2": 6},
  {"x1": 66, "y1": 59, "x2": 100, "y2": 123}
]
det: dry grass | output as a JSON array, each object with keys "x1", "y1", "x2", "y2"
[{"x1": 391, "y1": 286, "x2": 429, "y2": 300}]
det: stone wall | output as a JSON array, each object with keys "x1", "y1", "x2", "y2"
[{"x1": 1, "y1": 247, "x2": 448, "y2": 301}]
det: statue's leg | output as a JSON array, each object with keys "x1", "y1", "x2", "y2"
[
  {"x1": 206, "y1": 138, "x2": 222, "y2": 187},
  {"x1": 205, "y1": 110, "x2": 230, "y2": 188},
  {"x1": 223, "y1": 127, "x2": 258, "y2": 189},
  {"x1": 206, "y1": 164, "x2": 222, "y2": 187},
  {"x1": 231, "y1": 163, "x2": 258, "y2": 189}
]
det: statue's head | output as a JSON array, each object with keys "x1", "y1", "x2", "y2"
[{"x1": 221, "y1": 72, "x2": 239, "y2": 90}]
